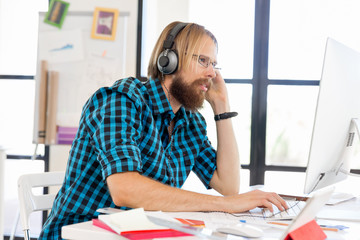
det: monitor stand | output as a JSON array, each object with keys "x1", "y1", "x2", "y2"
[{"x1": 314, "y1": 118, "x2": 360, "y2": 204}]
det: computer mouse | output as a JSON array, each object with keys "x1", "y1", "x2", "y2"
[{"x1": 217, "y1": 224, "x2": 264, "y2": 238}]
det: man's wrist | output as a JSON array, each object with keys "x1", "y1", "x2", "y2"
[{"x1": 210, "y1": 101, "x2": 230, "y2": 115}]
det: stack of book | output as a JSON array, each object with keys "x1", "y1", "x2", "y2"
[{"x1": 93, "y1": 208, "x2": 204, "y2": 239}]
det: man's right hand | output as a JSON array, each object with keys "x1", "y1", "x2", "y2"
[{"x1": 221, "y1": 189, "x2": 289, "y2": 213}]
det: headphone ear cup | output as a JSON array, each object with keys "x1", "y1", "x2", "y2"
[{"x1": 157, "y1": 50, "x2": 179, "y2": 75}]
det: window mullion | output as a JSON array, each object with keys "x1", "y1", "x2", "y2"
[{"x1": 249, "y1": 0, "x2": 271, "y2": 186}]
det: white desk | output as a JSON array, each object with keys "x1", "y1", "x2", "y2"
[{"x1": 62, "y1": 197, "x2": 360, "y2": 240}]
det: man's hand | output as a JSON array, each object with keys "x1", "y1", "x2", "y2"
[
  {"x1": 205, "y1": 70, "x2": 229, "y2": 113},
  {"x1": 222, "y1": 189, "x2": 289, "y2": 213}
]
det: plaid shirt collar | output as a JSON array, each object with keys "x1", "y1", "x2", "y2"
[{"x1": 146, "y1": 78, "x2": 192, "y2": 125}]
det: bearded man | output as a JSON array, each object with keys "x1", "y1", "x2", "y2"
[{"x1": 39, "y1": 21, "x2": 287, "y2": 239}]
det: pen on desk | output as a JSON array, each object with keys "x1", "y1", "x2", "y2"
[
  {"x1": 239, "y1": 220, "x2": 286, "y2": 229},
  {"x1": 266, "y1": 221, "x2": 339, "y2": 232}
]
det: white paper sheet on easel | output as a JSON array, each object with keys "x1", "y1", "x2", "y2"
[{"x1": 38, "y1": 29, "x2": 84, "y2": 63}]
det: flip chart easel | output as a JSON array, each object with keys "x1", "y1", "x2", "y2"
[{"x1": 33, "y1": 11, "x2": 129, "y2": 144}]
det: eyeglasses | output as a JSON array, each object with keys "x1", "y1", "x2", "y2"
[{"x1": 193, "y1": 54, "x2": 221, "y2": 70}]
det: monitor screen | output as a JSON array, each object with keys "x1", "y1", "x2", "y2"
[{"x1": 304, "y1": 38, "x2": 360, "y2": 194}]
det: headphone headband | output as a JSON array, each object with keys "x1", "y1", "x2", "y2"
[{"x1": 163, "y1": 23, "x2": 188, "y2": 50}]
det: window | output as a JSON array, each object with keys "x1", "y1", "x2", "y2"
[
  {"x1": 266, "y1": 0, "x2": 360, "y2": 186},
  {"x1": 266, "y1": 85, "x2": 317, "y2": 167},
  {"x1": 0, "y1": 1, "x2": 48, "y2": 156},
  {"x1": 268, "y1": 0, "x2": 360, "y2": 80},
  {"x1": 0, "y1": 80, "x2": 44, "y2": 155},
  {"x1": 0, "y1": 0, "x2": 48, "y2": 75},
  {"x1": 138, "y1": 0, "x2": 360, "y2": 191},
  {"x1": 0, "y1": 0, "x2": 48, "y2": 237}
]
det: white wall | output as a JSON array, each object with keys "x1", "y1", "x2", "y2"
[{"x1": 49, "y1": 0, "x2": 138, "y2": 172}]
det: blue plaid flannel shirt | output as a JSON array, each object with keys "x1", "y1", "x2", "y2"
[{"x1": 39, "y1": 77, "x2": 217, "y2": 239}]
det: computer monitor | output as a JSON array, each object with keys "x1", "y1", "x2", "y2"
[{"x1": 304, "y1": 38, "x2": 360, "y2": 194}]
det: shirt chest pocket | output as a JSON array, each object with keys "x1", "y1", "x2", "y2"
[
  {"x1": 164, "y1": 153, "x2": 195, "y2": 187},
  {"x1": 176, "y1": 154, "x2": 195, "y2": 178}
]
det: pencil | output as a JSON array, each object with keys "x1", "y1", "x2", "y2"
[{"x1": 266, "y1": 221, "x2": 339, "y2": 232}]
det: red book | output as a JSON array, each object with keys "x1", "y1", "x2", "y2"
[{"x1": 92, "y1": 219, "x2": 192, "y2": 239}]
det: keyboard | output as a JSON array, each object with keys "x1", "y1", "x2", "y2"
[{"x1": 249, "y1": 200, "x2": 307, "y2": 220}]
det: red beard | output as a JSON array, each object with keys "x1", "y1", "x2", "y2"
[{"x1": 170, "y1": 75, "x2": 211, "y2": 112}]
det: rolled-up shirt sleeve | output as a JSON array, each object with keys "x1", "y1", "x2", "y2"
[{"x1": 83, "y1": 88, "x2": 143, "y2": 180}]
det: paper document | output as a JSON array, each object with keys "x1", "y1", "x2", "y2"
[{"x1": 98, "y1": 208, "x2": 167, "y2": 234}]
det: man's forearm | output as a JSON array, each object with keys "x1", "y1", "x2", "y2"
[
  {"x1": 107, "y1": 172, "x2": 224, "y2": 212},
  {"x1": 107, "y1": 171, "x2": 288, "y2": 214},
  {"x1": 211, "y1": 117, "x2": 240, "y2": 195},
  {"x1": 206, "y1": 80, "x2": 240, "y2": 196}
]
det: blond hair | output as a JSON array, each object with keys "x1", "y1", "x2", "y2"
[{"x1": 147, "y1": 21, "x2": 218, "y2": 80}]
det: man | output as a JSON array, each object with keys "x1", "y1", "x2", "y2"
[{"x1": 39, "y1": 21, "x2": 287, "y2": 238}]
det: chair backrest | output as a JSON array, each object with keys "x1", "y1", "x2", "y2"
[{"x1": 17, "y1": 171, "x2": 65, "y2": 239}]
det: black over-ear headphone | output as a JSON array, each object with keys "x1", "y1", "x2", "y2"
[{"x1": 157, "y1": 22, "x2": 188, "y2": 75}]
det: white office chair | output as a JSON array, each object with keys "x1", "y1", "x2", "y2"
[{"x1": 17, "y1": 171, "x2": 65, "y2": 240}]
